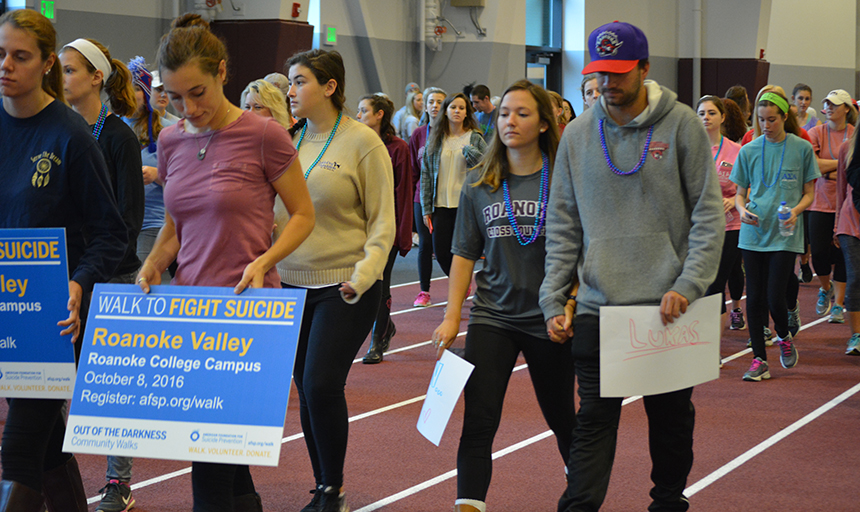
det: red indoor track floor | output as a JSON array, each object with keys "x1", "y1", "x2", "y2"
[{"x1": 2, "y1": 274, "x2": 859, "y2": 511}]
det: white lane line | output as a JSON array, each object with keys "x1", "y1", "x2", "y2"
[
  {"x1": 354, "y1": 394, "x2": 644, "y2": 512},
  {"x1": 720, "y1": 315, "x2": 829, "y2": 364},
  {"x1": 685, "y1": 381, "x2": 860, "y2": 497},
  {"x1": 351, "y1": 332, "x2": 467, "y2": 364}
]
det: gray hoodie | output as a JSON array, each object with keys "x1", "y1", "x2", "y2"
[{"x1": 539, "y1": 82, "x2": 725, "y2": 320}]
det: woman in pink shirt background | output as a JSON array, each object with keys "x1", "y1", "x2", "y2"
[
  {"x1": 807, "y1": 89, "x2": 856, "y2": 323},
  {"x1": 834, "y1": 129, "x2": 860, "y2": 355},
  {"x1": 699, "y1": 96, "x2": 744, "y2": 335}
]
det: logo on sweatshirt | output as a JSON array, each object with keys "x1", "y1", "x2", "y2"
[
  {"x1": 29, "y1": 151, "x2": 60, "y2": 188},
  {"x1": 649, "y1": 141, "x2": 669, "y2": 160},
  {"x1": 317, "y1": 160, "x2": 341, "y2": 172}
]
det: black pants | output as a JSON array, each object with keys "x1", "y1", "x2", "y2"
[
  {"x1": 728, "y1": 249, "x2": 745, "y2": 301},
  {"x1": 414, "y1": 201, "x2": 433, "y2": 292},
  {"x1": 191, "y1": 463, "x2": 255, "y2": 511},
  {"x1": 1, "y1": 398, "x2": 71, "y2": 491},
  {"x1": 457, "y1": 324, "x2": 575, "y2": 501},
  {"x1": 372, "y1": 247, "x2": 398, "y2": 340},
  {"x1": 289, "y1": 282, "x2": 382, "y2": 488},
  {"x1": 430, "y1": 207, "x2": 458, "y2": 276},
  {"x1": 742, "y1": 250, "x2": 798, "y2": 360},
  {"x1": 558, "y1": 316, "x2": 694, "y2": 512},
  {"x1": 706, "y1": 230, "x2": 741, "y2": 314},
  {"x1": 809, "y1": 211, "x2": 846, "y2": 282}
]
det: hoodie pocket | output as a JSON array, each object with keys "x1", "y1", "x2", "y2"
[{"x1": 581, "y1": 232, "x2": 682, "y2": 305}]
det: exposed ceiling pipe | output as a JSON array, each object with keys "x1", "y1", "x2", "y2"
[{"x1": 693, "y1": 0, "x2": 702, "y2": 103}]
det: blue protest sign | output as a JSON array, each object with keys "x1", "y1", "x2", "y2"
[
  {"x1": 63, "y1": 283, "x2": 306, "y2": 466},
  {"x1": 0, "y1": 228, "x2": 75, "y2": 399}
]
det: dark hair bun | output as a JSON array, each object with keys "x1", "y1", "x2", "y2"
[{"x1": 172, "y1": 13, "x2": 209, "y2": 30}]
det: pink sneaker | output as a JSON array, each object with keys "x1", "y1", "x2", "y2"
[{"x1": 413, "y1": 291, "x2": 431, "y2": 307}]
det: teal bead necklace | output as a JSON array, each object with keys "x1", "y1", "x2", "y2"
[{"x1": 295, "y1": 111, "x2": 343, "y2": 180}]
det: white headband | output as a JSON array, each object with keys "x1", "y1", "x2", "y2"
[{"x1": 63, "y1": 38, "x2": 111, "y2": 85}]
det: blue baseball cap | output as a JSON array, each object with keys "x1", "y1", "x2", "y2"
[{"x1": 582, "y1": 21, "x2": 649, "y2": 75}]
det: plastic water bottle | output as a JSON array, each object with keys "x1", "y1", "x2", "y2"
[{"x1": 778, "y1": 201, "x2": 793, "y2": 237}]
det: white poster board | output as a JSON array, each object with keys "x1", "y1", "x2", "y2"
[
  {"x1": 599, "y1": 294, "x2": 721, "y2": 397},
  {"x1": 417, "y1": 349, "x2": 474, "y2": 446}
]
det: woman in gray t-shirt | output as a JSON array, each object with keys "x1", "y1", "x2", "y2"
[{"x1": 431, "y1": 80, "x2": 576, "y2": 512}]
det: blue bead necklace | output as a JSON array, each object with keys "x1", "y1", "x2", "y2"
[
  {"x1": 502, "y1": 152, "x2": 549, "y2": 246},
  {"x1": 599, "y1": 119, "x2": 654, "y2": 176},
  {"x1": 295, "y1": 111, "x2": 343, "y2": 180},
  {"x1": 712, "y1": 135, "x2": 723, "y2": 163},
  {"x1": 92, "y1": 104, "x2": 108, "y2": 141},
  {"x1": 760, "y1": 136, "x2": 787, "y2": 188}
]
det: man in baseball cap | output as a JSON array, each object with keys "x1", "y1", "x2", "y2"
[{"x1": 541, "y1": 20, "x2": 723, "y2": 512}]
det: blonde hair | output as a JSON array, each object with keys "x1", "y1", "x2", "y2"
[
  {"x1": 240, "y1": 80, "x2": 291, "y2": 129},
  {"x1": 0, "y1": 10, "x2": 63, "y2": 102},
  {"x1": 129, "y1": 87, "x2": 163, "y2": 149},
  {"x1": 547, "y1": 90, "x2": 565, "y2": 126},
  {"x1": 60, "y1": 39, "x2": 136, "y2": 117},
  {"x1": 474, "y1": 80, "x2": 559, "y2": 192},
  {"x1": 405, "y1": 89, "x2": 422, "y2": 118},
  {"x1": 752, "y1": 85, "x2": 787, "y2": 139}
]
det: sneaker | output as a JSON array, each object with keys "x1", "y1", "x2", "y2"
[
  {"x1": 413, "y1": 291, "x2": 431, "y2": 307},
  {"x1": 788, "y1": 304, "x2": 801, "y2": 337},
  {"x1": 816, "y1": 283, "x2": 834, "y2": 316},
  {"x1": 777, "y1": 333, "x2": 798, "y2": 369},
  {"x1": 798, "y1": 262, "x2": 813, "y2": 283},
  {"x1": 743, "y1": 357, "x2": 771, "y2": 381},
  {"x1": 747, "y1": 326, "x2": 774, "y2": 347},
  {"x1": 301, "y1": 485, "x2": 323, "y2": 512},
  {"x1": 319, "y1": 486, "x2": 348, "y2": 512},
  {"x1": 95, "y1": 480, "x2": 134, "y2": 512},
  {"x1": 846, "y1": 333, "x2": 860, "y2": 356},
  {"x1": 829, "y1": 304, "x2": 845, "y2": 323},
  {"x1": 729, "y1": 308, "x2": 746, "y2": 330}
]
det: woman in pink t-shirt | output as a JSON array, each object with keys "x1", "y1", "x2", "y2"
[
  {"x1": 699, "y1": 96, "x2": 744, "y2": 335},
  {"x1": 836, "y1": 129, "x2": 860, "y2": 355},
  {"x1": 807, "y1": 89, "x2": 856, "y2": 323},
  {"x1": 135, "y1": 14, "x2": 314, "y2": 511}
]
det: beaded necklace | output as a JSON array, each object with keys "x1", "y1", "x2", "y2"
[
  {"x1": 599, "y1": 119, "x2": 654, "y2": 175},
  {"x1": 712, "y1": 135, "x2": 723, "y2": 163},
  {"x1": 826, "y1": 124, "x2": 848, "y2": 160},
  {"x1": 295, "y1": 111, "x2": 343, "y2": 180},
  {"x1": 92, "y1": 104, "x2": 108, "y2": 141},
  {"x1": 502, "y1": 152, "x2": 549, "y2": 246},
  {"x1": 760, "y1": 136, "x2": 787, "y2": 188}
]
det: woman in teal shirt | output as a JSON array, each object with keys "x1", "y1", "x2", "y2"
[{"x1": 731, "y1": 90, "x2": 820, "y2": 382}]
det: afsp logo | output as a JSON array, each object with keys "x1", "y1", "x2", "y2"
[
  {"x1": 595, "y1": 30, "x2": 624, "y2": 57},
  {"x1": 190, "y1": 430, "x2": 200, "y2": 442}
]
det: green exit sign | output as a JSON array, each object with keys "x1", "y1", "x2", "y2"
[
  {"x1": 40, "y1": 0, "x2": 55, "y2": 21},
  {"x1": 323, "y1": 25, "x2": 336, "y2": 46}
]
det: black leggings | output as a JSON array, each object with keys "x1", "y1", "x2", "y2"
[
  {"x1": 808, "y1": 211, "x2": 846, "y2": 282},
  {"x1": 414, "y1": 201, "x2": 433, "y2": 292},
  {"x1": 372, "y1": 247, "x2": 398, "y2": 339},
  {"x1": 191, "y1": 463, "x2": 255, "y2": 511},
  {"x1": 457, "y1": 323, "x2": 575, "y2": 501},
  {"x1": 742, "y1": 250, "x2": 798, "y2": 360},
  {"x1": 430, "y1": 207, "x2": 458, "y2": 276},
  {"x1": 728, "y1": 252, "x2": 744, "y2": 301},
  {"x1": 1, "y1": 398, "x2": 71, "y2": 491},
  {"x1": 706, "y1": 230, "x2": 741, "y2": 314},
  {"x1": 289, "y1": 281, "x2": 382, "y2": 489}
]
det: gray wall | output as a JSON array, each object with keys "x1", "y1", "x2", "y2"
[{"x1": 54, "y1": 10, "x2": 171, "y2": 66}]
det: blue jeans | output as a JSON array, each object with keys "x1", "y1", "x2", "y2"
[{"x1": 558, "y1": 315, "x2": 694, "y2": 512}]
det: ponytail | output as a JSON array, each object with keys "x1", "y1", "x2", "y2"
[{"x1": 104, "y1": 57, "x2": 137, "y2": 117}]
